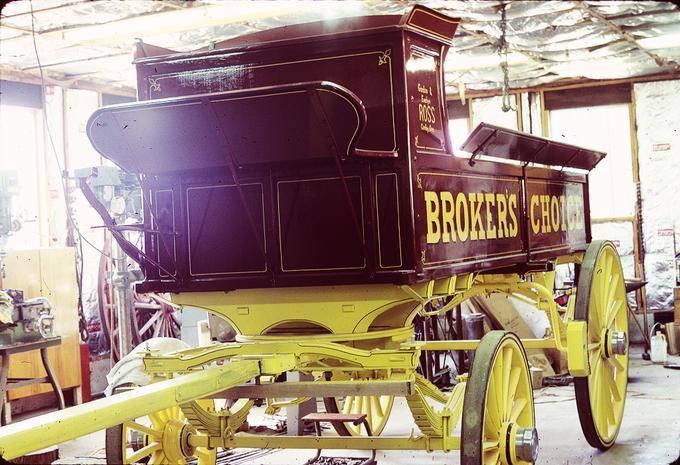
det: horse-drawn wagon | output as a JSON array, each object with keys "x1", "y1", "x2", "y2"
[{"x1": 0, "y1": 5, "x2": 628, "y2": 465}]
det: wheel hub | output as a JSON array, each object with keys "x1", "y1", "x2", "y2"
[
  {"x1": 161, "y1": 419, "x2": 196, "y2": 463},
  {"x1": 609, "y1": 331, "x2": 627, "y2": 356},
  {"x1": 500, "y1": 422, "x2": 539, "y2": 464},
  {"x1": 514, "y1": 427, "x2": 539, "y2": 463}
]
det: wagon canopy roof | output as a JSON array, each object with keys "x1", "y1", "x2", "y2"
[
  {"x1": 460, "y1": 122, "x2": 606, "y2": 171},
  {"x1": 133, "y1": 5, "x2": 460, "y2": 64}
]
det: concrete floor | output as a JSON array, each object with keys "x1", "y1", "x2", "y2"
[{"x1": 52, "y1": 346, "x2": 680, "y2": 465}]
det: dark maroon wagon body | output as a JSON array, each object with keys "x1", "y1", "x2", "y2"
[{"x1": 85, "y1": 5, "x2": 604, "y2": 294}]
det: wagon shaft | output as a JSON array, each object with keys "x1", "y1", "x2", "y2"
[{"x1": 0, "y1": 359, "x2": 260, "y2": 461}]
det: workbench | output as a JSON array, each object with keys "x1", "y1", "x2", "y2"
[{"x1": 0, "y1": 336, "x2": 65, "y2": 425}]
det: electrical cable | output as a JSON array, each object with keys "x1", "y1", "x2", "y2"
[
  {"x1": 28, "y1": 1, "x2": 115, "y2": 262},
  {"x1": 29, "y1": 0, "x2": 119, "y2": 341}
]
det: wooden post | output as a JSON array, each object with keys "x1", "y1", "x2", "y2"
[{"x1": 286, "y1": 372, "x2": 317, "y2": 435}]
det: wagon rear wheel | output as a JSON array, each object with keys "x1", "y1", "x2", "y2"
[
  {"x1": 323, "y1": 392, "x2": 394, "y2": 436},
  {"x1": 322, "y1": 373, "x2": 394, "y2": 436},
  {"x1": 574, "y1": 240, "x2": 628, "y2": 450},
  {"x1": 461, "y1": 331, "x2": 538, "y2": 465}
]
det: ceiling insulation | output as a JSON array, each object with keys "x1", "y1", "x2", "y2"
[{"x1": 1, "y1": 0, "x2": 679, "y2": 95}]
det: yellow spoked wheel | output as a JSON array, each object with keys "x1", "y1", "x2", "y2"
[
  {"x1": 106, "y1": 399, "x2": 217, "y2": 464},
  {"x1": 574, "y1": 240, "x2": 629, "y2": 450},
  {"x1": 323, "y1": 375, "x2": 394, "y2": 436},
  {"x1": 462, "y1": 331, "x2": 538, "y2": 465}
]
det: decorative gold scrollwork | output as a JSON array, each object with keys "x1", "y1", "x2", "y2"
[
  {"x1": 149, "y1": 78, "x2": 161, "y2": 92},
  {"x1": 378, "y1": 49, "x2": 391, "y2": 66}
]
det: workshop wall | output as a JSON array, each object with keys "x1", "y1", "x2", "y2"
[{"x1": 634, "y1": 79, "x2": 680, "y2": 313}]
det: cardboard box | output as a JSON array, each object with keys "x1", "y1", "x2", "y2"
[
  {"x1": 469, "y1": 295, "x2": 556, "y2": 376},
  {"x1": 675, "y1": 287, "x2": 680, "y2": 324}
]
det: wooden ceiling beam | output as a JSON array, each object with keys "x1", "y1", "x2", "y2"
[
  {"x1": 0, "y1": 66, "x2": 136, "y2": 97},
  {"x1": 445, "y1": 71, "x2": 680, "y2": 100}
]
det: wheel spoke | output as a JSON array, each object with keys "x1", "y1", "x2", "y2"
[
  {"x1": 365, "y1": 397, "x2": 373, "y2": 429},
  {"x1": 603, "y1": 255, "x2": 612, "y2": 292},
  {"x1": 600, "y1": 365, "x2": 615, "y2": 426},
  {"x1": 148, "y1": 412, "x2": 164, "y2": 429},
  {"x1": 493, "y1": 360, "x2": 503, "y2": 420},
  {"x1": 484, "y1": 410, "x2": 500, "y2": 440},
  {"x1": 505, "y1": 366, "x2": 521, "y2": 420},
  {"x1": 372, "y1": 396, "x2": 384, "y2": 418},
  {"x1": 502, "y1": 347, "x2": 512, "y2": 420},
  {"x1": 590, "y1": 358, "x2": 602, "y2": 400},
  {"x1": 149, "y1": 450, "x2": 166, "y2": 464},
  {"x1": 343, "y1": 396, "x2": 354, "y2": 414},
  {"x1": 138, "y1": 310, "x2": 162, "y2": 336},
  {"x1": 603, "y1": 361, "x2": 622, "y2": 402},
  {"x1": 126, "y1": 441, "x2": 160, "y2": 463},
  {"x1": 483, "y1": 449, "x2": 500, "y2": 465},
  {"x1": 483, "y1": 440, "x2": 499, "y2": 451},
  {"x1": 608, "y1": 355, "x2": 625, "y2": 372},
  {"x1": 590, "y1": 280, "x2": 603, "y2": 334},
  {"x1": 125, "y1": 420, "x2": 160, "y2": 438},
  {"x1": 485, "y1": 382, "x2": 501, "y2": 430},
  {"x1": 595, "y1": 362, "x2": 612, "y2": 433},
  {"x1": 589, "y1": 347, "x2": 601, "y2": 371},
  {"x1": 509, "y1": 397, "x2": 527, "y2": 422},
  {"x1": 605, "y1": 300, "x2": 624, "y2": 330}
]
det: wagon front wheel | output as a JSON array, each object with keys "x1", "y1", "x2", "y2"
[
  {"x1": 574, "y1": 240, "x2": 629, "y2": 450},
  {"x1": 106, "y1": 398, "x2": 217, "y2": 465},
  {"x1": 461, "y1": 331, "x2": 538, "y2": 465}
]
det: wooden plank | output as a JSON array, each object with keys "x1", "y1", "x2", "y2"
[
  {"x1": 302, "y1": 412, "x2": 365, "y2": 423},
  {"x1": 212, "y1": 380, "x2": 413, "y2": 399},
  {"x1": 543, "y1": 83, "x2": 631, "y2": 110},
  {"x1": 1, "y1": 248, "x2": 82, "y2": 400}
]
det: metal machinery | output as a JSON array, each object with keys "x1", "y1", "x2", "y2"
[
  {"x1": 74, "y1": 166, "x2": 181, "y2": 360},
  {"x1": 0, "y1": 290, "x2": 54, "y2": 345},
  {"x1": 0, "y1": 6, "x2": 629, "y2": 464}
]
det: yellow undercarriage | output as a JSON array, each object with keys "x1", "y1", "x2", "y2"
[{"x1": 0, "y1": 255, "x2": 598, "y2": 463}]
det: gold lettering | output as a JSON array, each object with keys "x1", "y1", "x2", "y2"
[
  {"x1": 508, "y1": 194, "x2": 518, "y2": 237},
  {"x1": 455, "y1": 192, "x2": 469, "y2": 241},
  {"x1": 440, "y1": 191, "x2": 455, "y2": 243},
  {"x1": 496, "y1": 193, "x2": 508, "y2": 239},
  {"x1": 550, "y1": 196, "x2": 560, "y2": 232},
  {"x1": 530, "y1": 195, "x2": 540, "y2": 234},
  {"x1": 469, "y1": 193, "x2": 485, "y2": 240},
  {"x1": 425, "y1": 191, "x2": 441, "y2": 243},
  {"x1": 540, "y1": 195, "x2": 551, "y2": 233},
  {"x1": 559, "y1": 195, "x2": 567, "y2": 231},
  {"x1": 485, "y1": 193, "x2": 497, "y2": 240}
]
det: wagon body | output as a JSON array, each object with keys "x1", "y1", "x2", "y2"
[{"x1": 86, "y1": 5, "x2": 604, "y2": 294}]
